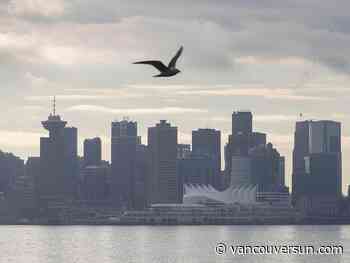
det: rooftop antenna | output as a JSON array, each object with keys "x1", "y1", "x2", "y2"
[{"x1": 53, "y1": 96, "x2": 56, "y2": 116}]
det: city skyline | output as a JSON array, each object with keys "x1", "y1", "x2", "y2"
[
  {"x1": 1, "y1": 0, "x2": 350, "y2": 195},
  {"x1": 0, "y1": 105, "x2": 347, "y2": 194}
]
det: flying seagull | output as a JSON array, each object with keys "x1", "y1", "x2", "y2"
[{"x1": 133, "y1": 46, "x2": 183, "y2": 77}]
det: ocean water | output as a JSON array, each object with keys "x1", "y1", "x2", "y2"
[{"x1": 0, "y1": 225, "x2": 348, "y2": 263}]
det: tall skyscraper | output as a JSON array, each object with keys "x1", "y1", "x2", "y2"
[
  {"x1": 83, "y1": 137, "x2": 102, "y2": 167},
  {"x1": 64, "y1": 127, "x2": 78, "y2": 197},
  {"x1": 227, "y1": 111, "x2": 253, "y2": 165},
  {"x1": 224, "y1": 111, "x2": 267, "y2": 188},
  {"x1": 192, "y1": 128, "x2": 221, "y2": 189},
  {"x1": 292, "y1": 120, "x2": 342, "y2": 215},
  {"x1": 111, "y1": 119, "x2": 140, "y2": 208},
  {"x1": 39, "y1": 106, "x2": 70, "y2": 202},
  {"x1": 37, "y1": 97, "x2": 78, "y2": 208},
  {"x1": 148, "y1": 120, "x2": 181, "y2": 204},
  {"x1": 134, "y1": 144, "x2": 150, "y2": 209}
]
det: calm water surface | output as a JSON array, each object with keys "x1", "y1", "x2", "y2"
[{"x1": 0, "y1": 225, "x2": 348, "y2": 263}]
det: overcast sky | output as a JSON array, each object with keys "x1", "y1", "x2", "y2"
[{"x1": 1, "y1": 0, "x2": 350, "y2": 193}]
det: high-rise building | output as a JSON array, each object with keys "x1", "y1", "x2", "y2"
[
  {"x1": 64, "y1": 127, "x2": 78, "y2": 197},
  {"x1": 293, "y1": 120, "x2": 341, "y2": 197},
  {"x1": 134, "y1": 144, "x2": 150, "y2": 209},
  {"x1": 39, "y1": 109, "x2": 69, "y2": 202},
  {"x1": 229, "y1": 110, "x2": 253, "y2": 159},
  {"x1": 232, "y1": 111, "x2": 252, "y2": 136},
  {"x1": 148, "y1": 120, "x2": 181, "y2": 204},
  {"x1": 226, "y1": 112, "x2": 254, "y2": 171},
  {"x1": 224, "y1": 111, "x2": 267, "y2": 189},
  {"x1": 249, "y1": 143, "x2": 285, "y2": 192},
  {"x1": 38, "y1": 97, "x2": 78, "y2": 208},
  {"x1": 192, "y1": 128, "x2": 221, "y2": 189},
  {"x1": 229, "y1": 143, "x2": 285, "y2": 192},
  {"x1": 292, "y1": 121, "x2": 309, "y2": 200},
  {"x1": 292, "y1": 120, "x2": 342, "y2": 215},
  {"x1": 83, "y1": 137, "x2": 102, "y2": 167},
  {"x1": 111, "y1": 119, "x2": 140, "y2": 209}
]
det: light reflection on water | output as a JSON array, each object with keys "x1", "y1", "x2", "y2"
[{"x1": 0, "y1": 225, "x2": 348, "y2": 263}]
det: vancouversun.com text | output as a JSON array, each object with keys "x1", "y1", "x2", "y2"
[{"x1": 215, "y1": 242, "x2": 344, "y2": 256}]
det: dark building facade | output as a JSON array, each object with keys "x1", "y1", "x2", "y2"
[
  {"x1": 292, "y1": 120, "x2": 342, "y2": 215},
  {"x1": 177, "y1": 154, "x2": 216, "y2": 186},
  {"x1": 192, "y1": 128, "x2": 221, "y2": 189},
  {"x1": 134, "y1": 144, "x2": 150, "y2": 209},
  {"x1": 111, "y1": 120, "x2": 140, "y2": 209},
  {"x1": 112, "y1": 120, "x2": 137, "y2": 138},
  {"x1": 249, "y1": 143, "x2": 285, "y2": 192},
  {"x1": 39, "y1": 113, "x2": 70, "y2": 203},
  {"x1": 81, "y1": 165, "x2": 109, "y2": 201},
  {"x1": 292, "y1": 121, "x2": 310, "y2": 201},
  {"x1": 83, "y1": 137, "x2": 102, "y2": 167},
  {"x1": 0, "y1": 151, "x2": 24, "y2": 197},
  {"x1": 26, "y1": 157, "x2": 40, "y2": 180},
  {"x1": 227, "y1": 111, "x2": 253, "y2": 161},
  {"x1": 12, "y1": 157, "x2": 39, "y2": 218},
  {"x1": 224, "y1": 111, "x2": 267, "y2": 188},
  {"x1": 64, "y1": 127, "x2": 78, "y2": 198},
  {"x1": 148, "y1": 120, "x2": 181, "y2": 204},
  {"x1": 303, "y1": 153, "x2": 340, "y2": 195},
  {"x1": 26, "y1": 157, "x2": 41, "y2": 210}
]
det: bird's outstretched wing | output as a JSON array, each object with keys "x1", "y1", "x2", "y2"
[
  {"x1": 168, "y1": 46, "x2": 183, "y2": 68},
  {"x1": 133, "y1": 60, "x2": 168, "y2": 73}
]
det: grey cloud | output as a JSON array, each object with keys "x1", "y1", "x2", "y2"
[
  {"x1": 4, "y1": 0, "x2": 350, "y2": 80},
  {"x1": 54, "y1": 2, "x2": 350, "y2": 73}
]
